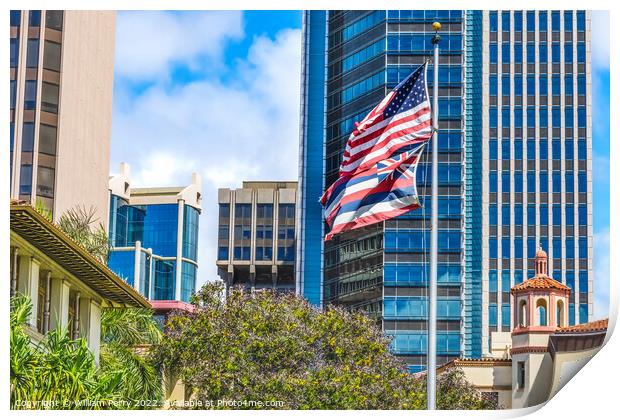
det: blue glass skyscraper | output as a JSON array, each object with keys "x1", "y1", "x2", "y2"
[
  {"x1": 297, "y1": 10, "x2": 592, "y2": 372},
  {"x1": 107, "y1": 163, "x2": 202, "y2": 303}
]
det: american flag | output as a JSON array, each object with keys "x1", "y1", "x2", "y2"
[{"x1": 321, "y1": 63, "x2": 431, "y2": 240}]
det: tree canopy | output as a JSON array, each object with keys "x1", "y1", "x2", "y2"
[{"x1": 154, "y1": 283, "x2": 498, "y2": 410}]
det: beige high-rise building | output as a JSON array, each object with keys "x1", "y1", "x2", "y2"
[
  {"x1": 10, "y1": 10, "x2": 116, "y2": 226},
  {"x1": 217, "y1": 181, "x2": 297, "y2": 291}
]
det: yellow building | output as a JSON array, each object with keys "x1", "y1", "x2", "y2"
[
  {"x1": 439, "y1": 248, "x2": 608, "y2": 409},
  {"x1": 10, "y1": 201, "x2": 150, "y2": 363}
]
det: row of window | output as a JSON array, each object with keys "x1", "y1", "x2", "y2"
[
  {"x1": 489, "y1": 139, "x2": 587, "y2": 161},
  {"x1": 489, "y1": 42, "x2": 586, "y2": 64},
  {"x1": 385, "y1": 231, "x2": 461, "y2": 252},
  {"x1": 15, "y1": 122, "x2": 57, "y2": 155},
  {"x1": 226, "y1": 225, "x2": 294, "y2": 242},
  {"x1": 384, "y1": 298, "x2": 461, "y2": 319},
  {"x1": 342, "y1": 11, "x2": 384, "y2": 41},
  {"x1": 489, "y1": 303, "x2": 588, "y2": 327},
  {"x1": 384, "y1": 263, "x2": 460, "y2": 285},
  {"x1": 219, "y1": 203, "x2": 295, "y2": 220},
  {"x1": 489, "y1": 106, "x2": 587, "y2": 129},
  {"x1": 387, "y1": 65, "x2": 462, "y2": 86},
  {"x1": 18, "y1": 164, "x2": 55, "y2": 198},
  {"x1": 10, "y1": 11, "x2": 64, "y2": 30},
  {"x1": 489, "y1": 269, "x2": 588, "y2": 291},
  {"x1": 339, "y1": 71, "x2": 384, "y2": 105},
  {"x1": 489, "y1": 75, "x2": 586, "y2": 97},
  {"x1": 342, "y1": 38, "x2": 385, "y2": 73},
  {"x1": 10, "y1": 38, "x2": 62, "y2": 72},
  {"x1": 489, "y1": 11, "x2": 585, "y2": 33},
  {"x1": 489, "y1": 204, "x2": 587, "y2": 226},
  {"x1": 386, "y1": 10, "x2": 462, "y2": 21},
  {"x1": 218, "y1": 245, "x2": 295, "y2": 261},
  {"x1": 387, "y1": 33, "x2": 463, "y2": 52},
  {"x1": 416, "y1": 163, "x2": 461, "y2": 186},
  {"x1": 389, "y1": 332, "x2": 460, "y2": 354},
  {"x1": 488, "y1": 170, "x2": 587, "y2": 194},
  {"x1": 489, "y1": 236, "x2": 588, "y2": 260}
]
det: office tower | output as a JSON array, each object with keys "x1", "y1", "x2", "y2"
[
  {"x1": 217, "y1": 181, "x2": 297, "y2": 291},
  {"x1": 296, "y1": 11, "x2": 328, "y2": 306},
  {"x1": 108, "y1": 163, "x2": 202, "y2": 304},
  {"x1": 482, "y1": 11, "x2": 593, "y2": 352},
  {"x1": 10, "y1": 10, "x2": 116, "y2": 226},
  {"x1": 297, "y1": 10, "x2": 592, "y2": 372}
]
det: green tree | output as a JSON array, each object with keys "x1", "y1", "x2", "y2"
[
  {"x1": 154, "y1": 283, "x2": 497, "y2": 410},
  {"x1": 10, "y1": 296, "x2": 163, "y2": 409},
  {"x1": 58, "y1": 205, "x2": 110, "y2": 262},
  {"x1": 99, "y1": 308, "x2": 164, "y2": 405}
]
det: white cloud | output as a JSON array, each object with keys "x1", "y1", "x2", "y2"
[
  {"x1": 115, "y1": 11, "x2": 244, "y2": 82},
  {"x1": 111, "y1": 17, "x2": 302, "y2": 285},
  {"x1": 591, "y1": 11, "x2": 610, "y2": 70},
  {"x1": 130, "y1": 152, "x2": 197, "y2": 188},
  {"x1": 592, "y1": 153, "x2": 610, "y2": 186},
  {"x1": 594, "y1": 227, "x2": 610, "y2": 319}
]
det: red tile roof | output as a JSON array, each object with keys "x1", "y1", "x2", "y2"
[
  {"x1": 556, "y1": 318, "x2": 608, "y2": 334},
  {"x1": 511, "y1": 275, "x2": 571, "y2": 293}
]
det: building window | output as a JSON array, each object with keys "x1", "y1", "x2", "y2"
[
  {"x1": 219, "y1": 203, "x2": 230, "y2": 218},
  {"x1": 218, "y1": 246, "x2": 229, "y2": 260},
  {"x1": 489, "y1": 172, "x2": 497, "y2": 193},
  {"x1": 36, "y1": 166, "x2": 55, "y2": 198},
  {"x1": 39, "y1": 124, "x2": 57, "y2": 156},
  {"x1": 10, "y1": 10, "x2": 21, "y2": 26},
  {"x1": 10, "y1": 38, "x2": 19, "y2": 68},
  {"x1": 21, "y1": 122, "x2": 35, "y2": 152},
  {"x1": 517, "y1": 361, "x2": 526, "y2": 389},
  {"x1": 515, "y1": 238, "x2": 523, "y2": 259},
  {"x1": 489, "y1": 204, "x2": 497, "y2": 226},
  {"x1": 279, "y1": 204, "x2": 295, "y2": 221},
  {"x1": 256, "y1": 203, "x2": 273, "y2": 219},
  {"x1": 233, "y1": 246, "x2": 250, "y2": 261},
  {"x1": 43, "y1": 41, "x2": 62, "y2": 72},
  {"x1": 24, "y1": 80, "x2": 37, "y2": 110},
  {"x1": 489, "y1": 238, "x2": 497, "y2": 259},
  {"x1": 19, "y1": 165, "x2": 32, "y2": 195},
  {"x1": 489, "y1": 304, "x2": 497, "y2": 327},
  {"x1": 41, "y1": 82, "x2": 59, "y2": 114},
  {"x1": 218, "y1": 225, "x2": 229, "y2": 240},
  {"x1": 182, "y1": 205, "x2": 200, "y2": 261},
  {"x1": 10, "y1": 80, "x2": 17, "y2": 109},
  {"x1": 277, "y1": 246, "x2": 295, "y2": 261},
  {"x1": 540, "y1": 171, "x2": 548, "y2": 193},
  {"x1": 565, "y1": 172, "x2": 574, "y2": 193},
  {"x1": 514, "y1": 205, "x2": 523, "y2": 226},
  {"x1": 45, "y1": 11, "x2": 64, "y2": 30},
  {"x1": 566, "y1": 205, "x2": 574, "y2": 226},
  {"x1": 26, "y1": 39, "x2": 39, "y2": 68},
  {"x1": 29, "y1": 10, "x2": 42, "y2": 27}
]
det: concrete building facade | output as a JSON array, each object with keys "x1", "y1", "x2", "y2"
[
  {"x1": 10, "y1": 10, "x2": 116, "y2": 226},
  {"x1": 108, "y1": 163, "x2": 202, "y2": 303},
  {"x1": 217, "y1": 181, "x2": 297, "y2": 291}
]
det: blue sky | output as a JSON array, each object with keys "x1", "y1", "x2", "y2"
[{"x1": 110, "y1": 10, "x2": 610, "y2": 317}]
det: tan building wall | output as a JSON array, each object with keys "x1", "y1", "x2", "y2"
[
  {"x1": 53, "y1": 11, "x2": 116, "y2": 227},
  {"x1": 10, "y1": 11, "x2": 116, "y2": 228}
]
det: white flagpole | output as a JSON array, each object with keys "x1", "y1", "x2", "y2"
[{"x1": 428, "y1": 21, "x2": 441, "y2": 411}]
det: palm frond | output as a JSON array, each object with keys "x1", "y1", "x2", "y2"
[{"x1": 101, "y1": 307, "x2": 162, "y2": 346}]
